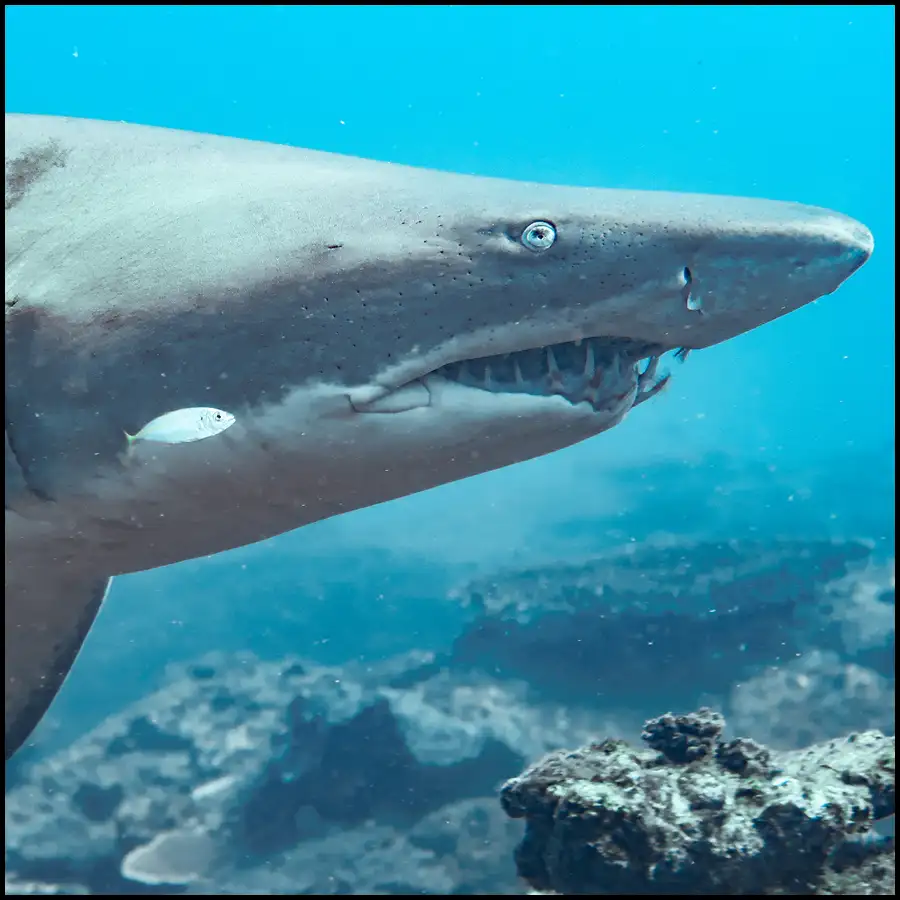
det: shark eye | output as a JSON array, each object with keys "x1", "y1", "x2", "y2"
[{"x1": 521, "y1": 221, "x2": 557, "y2": 251}]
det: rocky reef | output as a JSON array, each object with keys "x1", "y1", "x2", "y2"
[
  {"x1": 501, "y1": 708, "x2": 895, "y2": 895},
  {"x1": 6, "y1": 652, "x2": 596, "y2": 894},
  {"x1": 449, "y1": 538, "x2": 894, "y2": 738},
  {"x1": 5, "y1": 533, "x2": 894, "y2": 894},
  {"x1": 450, "y1": 538, "x2": 880, "y2": 688}
]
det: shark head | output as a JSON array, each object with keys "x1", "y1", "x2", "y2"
[{"x1": 5, "y1": 115, "x2": 873, "y2": 574}]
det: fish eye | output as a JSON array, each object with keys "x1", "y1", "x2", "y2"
[{"x1": 521, "y1": 221, "x2": 557, "y2": 251}]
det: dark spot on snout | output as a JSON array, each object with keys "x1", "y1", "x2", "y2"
[
  {"x1": 5, "y1": 140, "x2": 69, "y2": 211},
  {"x1": 326, "y1": 244, "x2": 343, "y2": 250}
]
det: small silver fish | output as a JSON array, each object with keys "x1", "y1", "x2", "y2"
[{"x1": 125, "y1": 407, "x2": 236, "y2": 448}]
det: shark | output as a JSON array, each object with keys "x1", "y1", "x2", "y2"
[{"x1": 4, "y1": 114, "x2": 873, "y2": 760}]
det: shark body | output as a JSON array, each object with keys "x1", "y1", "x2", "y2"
[{"x1": 4, "y1": 114, "x2": 873, "y2": 758}]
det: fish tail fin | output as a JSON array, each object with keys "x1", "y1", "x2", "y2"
[{"x1": 120, "y1": 431, "x2": 137, "y2": 466}]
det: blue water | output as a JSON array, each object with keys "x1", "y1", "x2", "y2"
[{"x1": 5, "y1": 5, "x2": 895, "y2": 894}]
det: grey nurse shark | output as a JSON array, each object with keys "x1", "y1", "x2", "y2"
[{"x1": 4, "y1": 114, "x2": 873, "y2": 759}]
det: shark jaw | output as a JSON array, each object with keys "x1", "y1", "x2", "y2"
[{"x1": 351, "y1": 334, "x2": 674, "y2": 425}]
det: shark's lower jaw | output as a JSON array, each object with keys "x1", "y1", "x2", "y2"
[{"x1": 433, "y1": 336, "x2": 673, "y2": 414}]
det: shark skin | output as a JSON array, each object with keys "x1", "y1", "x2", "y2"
[{"x1": 4, "y1": 114, "x2": 873, "y2": 759}]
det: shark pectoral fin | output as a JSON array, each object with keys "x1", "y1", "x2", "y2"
[{"x1": 4, "y1": 556, "x2": 112, "y2": 759}]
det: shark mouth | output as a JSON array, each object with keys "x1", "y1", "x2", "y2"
[
  {"x1": 432, "y1": 336, "x2": 674, "y2": 414},
  {"x1": 351, "y1": 336, "x2": 681, "y2": 415}
]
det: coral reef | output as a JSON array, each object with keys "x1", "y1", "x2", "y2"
[
  {"x1": 501, "y1": 709, "x2": 895, "y2": 895},
  {"x1": 180, "y1": 798, "x2": 524, "y2": 895},
  {"x1": 449, "y1": 538, "x2": 876, "y2": 704},
  {"x1": 5, "y1": 531, "x2": 894, "y2": 895},
  {"x1": 3, "y1": 882, "x2": 88, "y2": 896},
  {"x1": 729, "y1": 649, "x2": 895, "y2": 750},
  {"x1": 813, "y1": 559, "x2": 895, "y2": 674},
  {"x1": 6, "y1": 652, "x2": 603, "y2": 894}
]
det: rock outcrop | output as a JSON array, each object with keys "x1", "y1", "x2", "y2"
[{"x1": 501, "y1": 709, "x2": 895, "y2": 895}]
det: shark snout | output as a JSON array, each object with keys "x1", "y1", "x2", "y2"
[
  {"x1": 821, "y1": 211, "x2": 873, "y2": 254},
  {"x1": 834, "y1": 216, "x2": 874, "y2": 276},
  {"x1": 802, "y1": 210, "x2": 874, "y2": 280},
  {"x1": 667, "y1": 203, "x2": 874, "y2": 349},
  {"x1": 847, "y1": 220, "x2": 875, "y2": 258},
  {"x1": 752, "y1": 207, "x2": 874, "y2": 304}
]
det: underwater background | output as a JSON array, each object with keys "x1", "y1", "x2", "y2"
[{"x1": 5, "y1": 5, "x2": 895, "y2": 895}]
